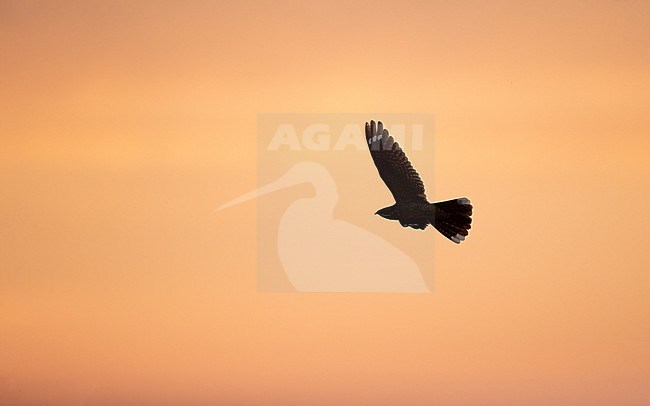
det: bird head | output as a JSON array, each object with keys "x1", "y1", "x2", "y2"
[{"x1": 375, "y1": 206, "x2": 397, "y2": 220}]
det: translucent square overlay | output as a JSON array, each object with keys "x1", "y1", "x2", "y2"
[{"x1": 225, "y1": 114, "x2": 436, "y2": 292}]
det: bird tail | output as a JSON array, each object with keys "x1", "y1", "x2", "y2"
[{"x1": 430, "y1": 198, "x2": 473, "y2": 244}]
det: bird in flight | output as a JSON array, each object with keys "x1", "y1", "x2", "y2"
[{"x1": 365, "y1": 120, "x2": 473, "y2": 244}]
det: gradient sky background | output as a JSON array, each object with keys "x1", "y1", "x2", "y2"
[{"x1": 1, "y1": 1, "x2": 649, "y2": 405}]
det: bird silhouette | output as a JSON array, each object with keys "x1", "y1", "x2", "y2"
[{"x1": 365, "y1": 120, "x2": 473, "y2": 243}]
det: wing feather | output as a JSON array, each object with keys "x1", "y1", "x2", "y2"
[{"x1": 365, "y1": 120, "x2": 427, "y2": 203}]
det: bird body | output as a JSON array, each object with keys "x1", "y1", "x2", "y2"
[
  {"x1": 376, "y1": 202, "x2": 431, "y2": 228},
  {"x1": 365, "y1": 120, "x2": 473, "y2": 244}
]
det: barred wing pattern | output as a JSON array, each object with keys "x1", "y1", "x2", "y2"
[{"x1": 365, "y1": 120, "x2": 427, "y2": 203}]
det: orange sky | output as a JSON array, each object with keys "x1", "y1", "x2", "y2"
[{"x1": 1, "y1": 1, "x2": 649, "y2": 405}]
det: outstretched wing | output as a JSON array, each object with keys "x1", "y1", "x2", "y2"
[{"x1": 365, "y1": 120, "x2": 427, "y2": 203}]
